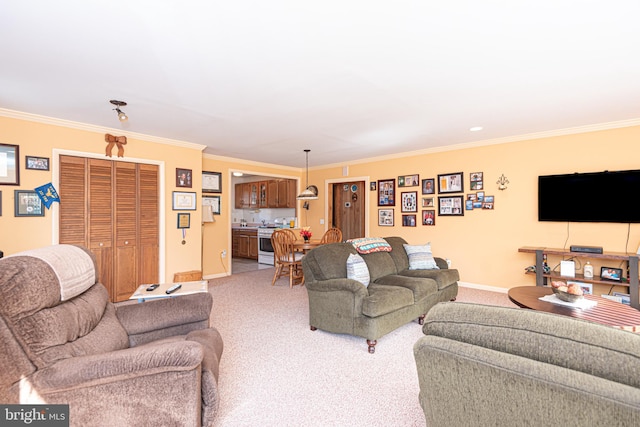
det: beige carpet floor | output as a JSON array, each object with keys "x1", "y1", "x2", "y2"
[{"x1": 208, "y1": 268, "x2": 517, "y2": 426}]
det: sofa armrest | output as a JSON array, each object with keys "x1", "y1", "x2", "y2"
[
  {"x1": 29, "y1": 340, "x2": 203, "y2": 392},
  {"x1": 433, "y1": 257, "x2": 448, "y2": 269},
  {"x1": 116, "y1": 292, "x2": 212, "y2": 340},
  {"x1": 305, "y1": 278, "x2": 369, "y2": 295}
]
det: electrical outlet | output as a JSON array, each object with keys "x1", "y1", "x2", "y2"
[{"x1": 221, "y1": 250, "x2": 227, "y2": 258}]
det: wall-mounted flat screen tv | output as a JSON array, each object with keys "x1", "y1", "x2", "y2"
[{"x1": 538, "y1": 169, "x2": 640, "y2": 223}]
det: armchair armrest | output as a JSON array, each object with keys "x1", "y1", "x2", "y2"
[
  {"x1": 30, "y1": 340, "x2": 203, "y2": 392},
  {"x1": 116, "y1": 293, "x2": 213, "y2": 346}
]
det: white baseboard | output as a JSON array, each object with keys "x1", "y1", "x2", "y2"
[
  {"x1": 204, "y1": 272, "x2": 231, "y2": 280},
  {"x1": 458, "y1": 281, "x2": 508, "y2": 294}
]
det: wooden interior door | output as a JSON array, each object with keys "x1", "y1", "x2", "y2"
[
  {"x1": 331, "y1": 181, "x2": 365, "y2": 240},
  {"x1": 88, "y1": 158, "x2": 114, "y2": 297},
  {"x1": 113, "y1": 162, "x2": 138, "y2": 301}
]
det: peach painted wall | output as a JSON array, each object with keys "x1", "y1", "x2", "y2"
[
  {"x1": 0, "y1": 114, "x2": 205, "y2": 283},
  {"x1": 305, "y1": 125, "x2": 640, "y2": 293}
]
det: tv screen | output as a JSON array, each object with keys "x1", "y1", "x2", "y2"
[{"x1": 538, "y1": 169, "x2": 640, "y2": 223}]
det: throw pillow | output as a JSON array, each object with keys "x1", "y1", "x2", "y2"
[
  {"x1": 346, "y1": 237, "x2": 392, "y2": 254},
  {"x1": 403, "y1": 243, "x2": 440, "y2": 270},
  {"x1": 346, "y1": 253, "x2": 370, "y2": 287}
]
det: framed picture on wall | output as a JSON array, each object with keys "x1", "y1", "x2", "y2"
[
  {"x1": 14, "y1": 190, "x2": 44, "y2": 217},
  {"x1": 438, "y1": 196, "x2": 464, "y2": 216},
  {"x1": 177, "y1": 212, "x2": 191, "y2": 229},
  {"x1": 25, "y1": 156, "x2": 50, "y2": 171},
  {"x1": 422, "y1": 210, "x2": 436, "y2": 226},
  {"x1": 172, "y1": 191, "x2": 197, "y2": 210},
  {"x1": 202, "y1": 171, "x2": 222, "y2": 193},
  {"x1": 203, "y1": 195, "x2": 221, "y2": 214},
  {"x1": 176, "y1": 168, "x2": 193, "y2": 188},
  {"x1": 398, "y1": 174, "x2": 419, "y2": 187},
  {"x1": 437, "y1": 172, "x2": 464, "y2": 194},
  {"x1": 402, "y1": 214, "x2": 417, "y2": 226},
  {"x1": 421, "y1": 178, "x2": 435, "y2": 194},
  {"x1": 0, "y1": 143, "x2": 20, "y2": 185},
  {"x1": 401, "y1": 191, "x2": 418, "y2": 212},
  {"x1": 378, "y1": 208, "x2": 394, "y2": 226},
  {"x1": 377, "y1": 179, "x2": 396, "y2": 206}
]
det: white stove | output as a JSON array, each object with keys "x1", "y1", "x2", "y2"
[{"x1": 257, "y1": 227, "x2": 277, "y2": 265}]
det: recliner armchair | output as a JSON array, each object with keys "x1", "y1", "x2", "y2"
[{"x1": 0, "y1": 244, "x2": 223, "y2": 427}]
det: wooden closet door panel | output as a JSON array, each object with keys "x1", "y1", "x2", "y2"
[
  {"x1": 88, "y1": 159, "x2": 114, "y2": 296},
  {"x1": 59, "y1": 156, "x2": 87, "y2": 245},
  {"x1": 138, "y1": 164, "x2": 159, "y2": 285},
  {"x1": 114, "y1": 162, "x2": 138, "y2": 301}
]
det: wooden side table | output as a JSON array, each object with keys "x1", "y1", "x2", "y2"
[{"x1": 173, "y1": 270, "x2": 203, "y2": 282}]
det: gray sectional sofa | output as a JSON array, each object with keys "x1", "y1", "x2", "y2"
[
  {"x1": 301, "y1": 236, "x2": 459, "y2": 353},
  {"x1": 414, "y1": 302, "x2": 640, "y2": 426}
]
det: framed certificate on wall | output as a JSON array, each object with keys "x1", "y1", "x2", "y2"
[{"x1": 203, "y1": 171, "x2": 222, "y2": 193}]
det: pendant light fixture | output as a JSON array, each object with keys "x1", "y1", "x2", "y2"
[
  {"x1": 297, "y1": 149, "x2": 318, "y2": 201},
  {"x1": 109, "y1": 100, "x2": 128, "y2": 122}
]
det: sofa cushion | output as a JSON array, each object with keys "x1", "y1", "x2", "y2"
[
  {"x1": 361, "y1": 251, "x2": 398, "y2": 282},
  {"x1": 374, "y1": 275, "x2": 437, "y2": 302},
  {"x1": 347, "y1": 237, "x2": 392, "y2": 254},
  {"x1": 399, "y1": 268, "x2": 460, "y2": 290},
  {"x1": 346, "y1": 253, "x2": 370, "y2": 287},
  {"x1": 403, "y1": 243, "x2": 439, "y2": 270},
  {"x1": 362, "y1": 284, "x2": 414, "y2": 317},
  {"x1": 303, "y1": 243, "x2": 357, "y2": 281}
]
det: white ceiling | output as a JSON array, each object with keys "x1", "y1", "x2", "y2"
[{"x1": 2, "y1": 1, "x2": 640, "y2": 168}]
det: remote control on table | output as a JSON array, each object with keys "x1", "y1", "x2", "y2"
[
  {"x1": 165, "y1": 284, "x2": 182, "y2": 294},
  {"x1": 146, "y1": 284, "x2": 159, "y2": 291}
]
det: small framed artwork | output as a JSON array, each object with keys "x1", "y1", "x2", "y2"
[
  {"x1": 14, "y1": 190, "x2": 44, "y2": 217},
  {"x1": 476, "y1": 191, "x2": 485, "y2": 202},
  {"x1": 177, "y1": 212, "x2": 191, "y2": 229},
  {"x1": 465, "y1": 199, "x2": 474, "y2": 210},
  {"x1": 377, "y1": 179, "x2": 396, "y2": 206},
  {"x1": 402, "y1": 214, "x2": 417, "y2": 227},
  {"x1": 470, "y1": 172, "x2": 483, "y2": 190},
  {"x1": 438, "y1": 196, "x2": 464, "y2": 216},
  {"x1": 421, "y1": 197, "x2": 434, "y2": 208},
  {"x1": 202, "y1": 171, "x2": 222, "y2": 193},
  {"x1": 600, "y1": 267, "x2": 623, "y2": 282},
  {"x1": 437, "y1": 172, "x2": 464, "y2": 194},
  {"x1": 378, "y1": 208, "x2": 394, "y2": 226},
  {"x1": 172, "y1": 191, "x2": 197, "y2": 210},
  {"x1": 421, "y1": 178, "x2": 435, "y2": 194},
  {"x1": 483, "y1": 195, "x2": 495, "y2": 210},
  {"x1": 401, "y1": 191, "x2": 418, "y2": 212},
  {"x1": 370, "y1": 181, "x2": 377, "y2": 191},
  {"x1": 203, "y1": 195, "x2": 221, "y2": 215},
  {"x1": 25, "y1": 156, "x2": 50, "y2": 171},
  {"x1": 0, "y1": 143, "x2": 20, "y2": 185},
  {"x1": 422, "y1": 210, "x2": 435, "y2": 226},
  {"x1": 398, "y1": 174, "x2": 419, "y2": 187},
  {"x1": 176, "y1": 168, "x2": 193, "y2": 188}
]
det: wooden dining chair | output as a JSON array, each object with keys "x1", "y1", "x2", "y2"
[
  {"x1": 271, "y1": 229, "x2": 305, "y2": 288},
  {"x1": 320, "y1": 227, "x2": 343, "y2": 244}
]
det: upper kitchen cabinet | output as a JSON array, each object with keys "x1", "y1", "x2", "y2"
[{"x1": 237, "y1": 179, "x2": 296, "y2": 209}]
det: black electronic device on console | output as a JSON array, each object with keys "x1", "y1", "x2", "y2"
[
  {"x1": 570, "y1": 245, "x2": 603, "y2": 254},
  {"x1": 165, "y1": 284, "x2": 182, "y2": 294}
]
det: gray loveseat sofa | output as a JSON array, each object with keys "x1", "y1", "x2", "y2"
[
  {"x1": 301, "y1": 236, "x2": 459, "y2": 352},
  {"x1": 414, "y1": 302, "x2": 640, "y2": 426},
  {"x1": 0, "y1": 244, "x2": 223, "y2": 427}
]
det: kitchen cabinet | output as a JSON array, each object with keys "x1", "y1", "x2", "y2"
[
  {"x1": 268, "y1": 179, "x2": 296, "y2": 208},
  {"x1": 234, "y1": 183, "x2": 252, "y2": 208},
  {"x1": 258, "y1": 181, "x2": 268, "y2": 208},
  {"x1": 232, "y1": 228, "x2": 258, "y2": 260},
  {"x1": 236, "y1": 179, "x2": 296, "y2": 209}
]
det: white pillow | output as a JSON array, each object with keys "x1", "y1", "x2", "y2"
[
  {"x1": 346, "y1": 253, "x2": 370, "y2": 287},
  {"x1": 403, "y1": 243, "x2": 440, "y2": 270}
]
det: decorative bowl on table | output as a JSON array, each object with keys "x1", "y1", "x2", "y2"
[{"x1": 555, "y1": 289, "x2": 584, "y2": 303}]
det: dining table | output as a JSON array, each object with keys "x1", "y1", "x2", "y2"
[{"x1": 293, "y1": 239, "x2": 323, "y2": 254}]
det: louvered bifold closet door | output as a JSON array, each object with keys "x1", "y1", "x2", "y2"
[
  {"x1": 138, "y1": 164, "x2": 159, "y2": 287},
  {"x1": 59, "y1": 156, "x2": 87, "y2": 245},
  {"x1": 113, "y1": 161, "x2": 138, "y2": 302}
]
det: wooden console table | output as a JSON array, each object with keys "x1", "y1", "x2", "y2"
[{"x1": 519, "y1": 246, "x2": 639, "y2": 310}]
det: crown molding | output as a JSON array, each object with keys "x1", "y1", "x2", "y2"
[
  {"x1": 320, "y1": 118, "x2": 640, "y2": 169},
  {"x1": 0, "y1": 108, "x2": 207, "y2": 152}
]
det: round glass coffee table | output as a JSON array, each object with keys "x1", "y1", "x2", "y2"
[{"x1": 508, "y1": 286, "x2": 640, "y2": 332}]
